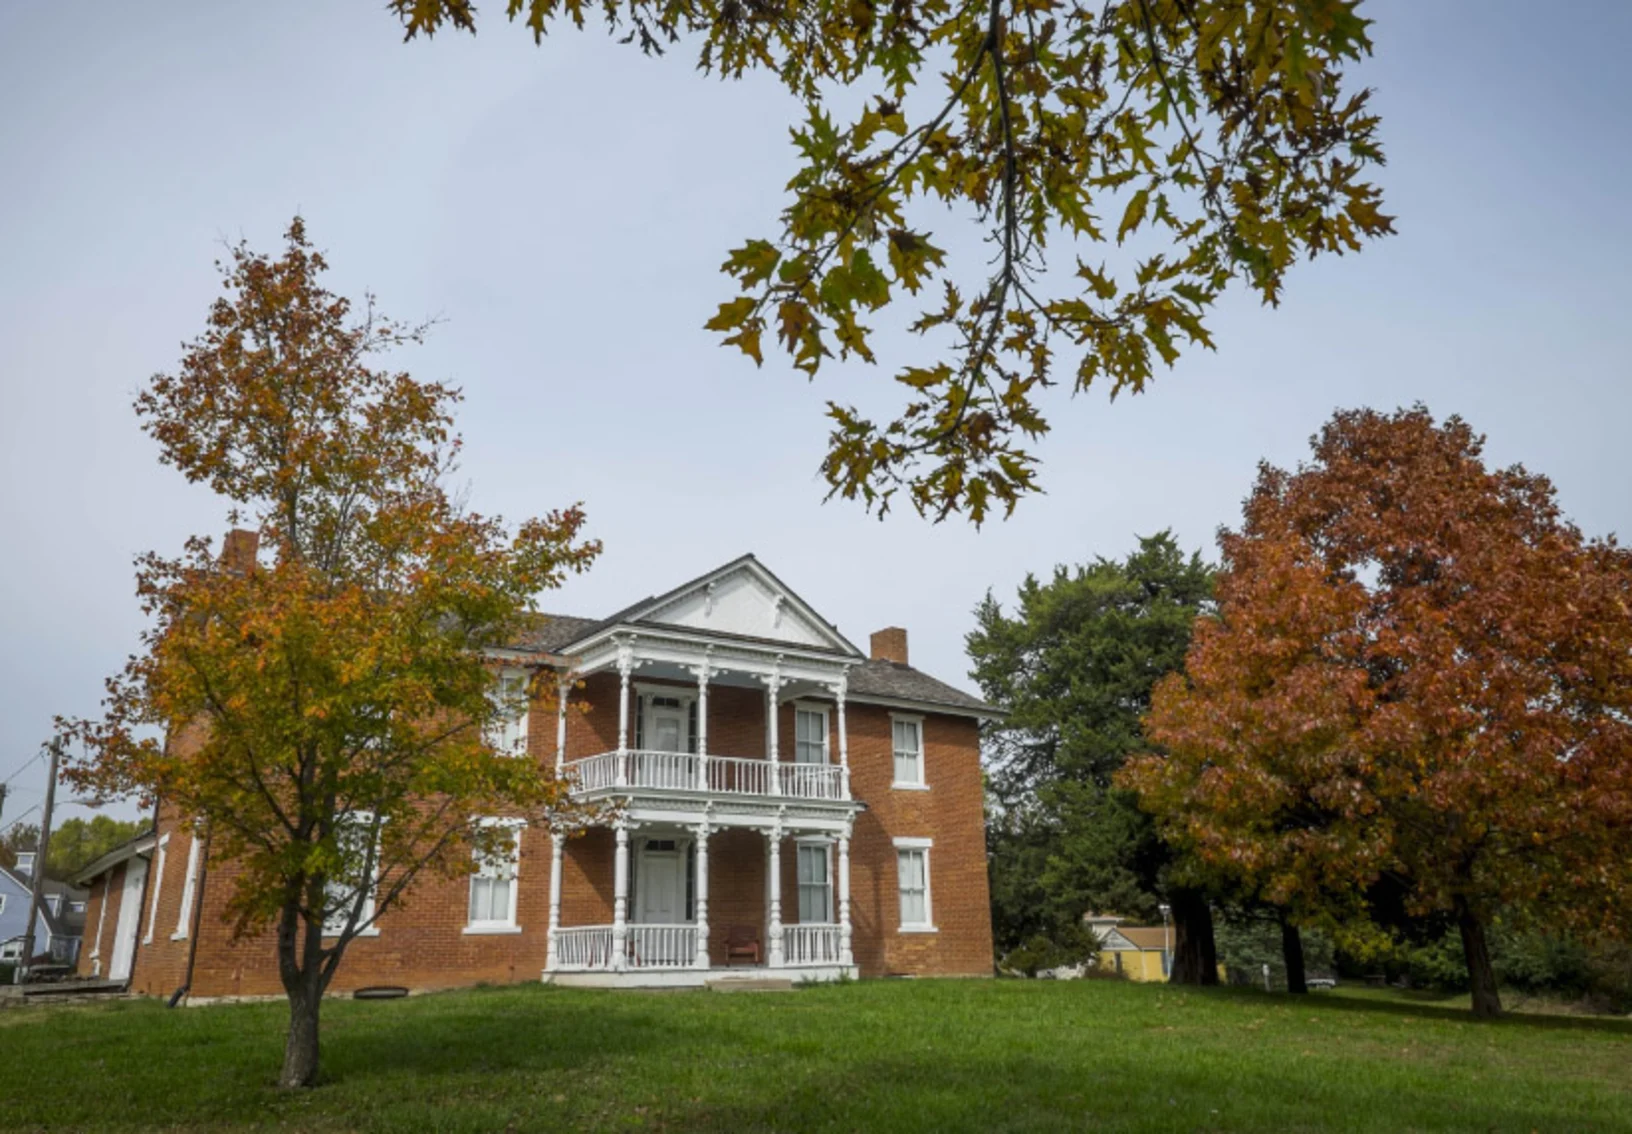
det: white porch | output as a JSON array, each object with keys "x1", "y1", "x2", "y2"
[{"x1": 541, "y1": 811, "x2": 858, "y2": 986}]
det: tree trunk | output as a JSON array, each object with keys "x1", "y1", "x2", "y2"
[
  {"x1": 1167, "y1": 889, "x2": 1219, "y2": 986},
  {"x1": 279, "y1": 979, "x2": 322, "y2": 1089},
  {"x1": 1455, "y1": 896, "x2": 1502, "y2": 1019},
  {"x1": 276, "y1": 889, "x2": 329, "y2": 1089},
  {"x1": 1280, "y1": 914, "x2": 1308, "y2": 995}
]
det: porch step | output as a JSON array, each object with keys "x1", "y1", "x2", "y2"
[{"x1": 705, "y1": 975, "x2": 795, "y2": 993}]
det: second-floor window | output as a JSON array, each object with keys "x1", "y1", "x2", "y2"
[
  {"x1": 892, "y1": 716, "x2": 925, "y2": 787},
  {"x1": 794, "y1": 708, "x2": 828, "y2": 765},
  {"x1": 486, "y1": 670, "x2": 530, "y2": 756}
]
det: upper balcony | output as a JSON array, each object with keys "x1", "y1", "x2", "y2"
[{"x1": 565, "y1": 750, "x2": 847, "y2": 802}]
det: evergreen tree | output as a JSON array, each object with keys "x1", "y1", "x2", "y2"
[{"x1": 969, "y1": 532, "x2": 1215, "y2": 977}]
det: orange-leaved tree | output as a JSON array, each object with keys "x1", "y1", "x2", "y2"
[
  {"x1": 392, "y1": 0, "x2": 1394, "y2": 523},
  {"x1": 1120, "y1": 407, "x2": 1632, "y2": 1017},
  {"x1": 58, "y1": 218, "x2": 600, "y2": 1086}
]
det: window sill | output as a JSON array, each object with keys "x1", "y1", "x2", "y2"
[
  {"x1": 899, "y1": 925, "x2": 939, "y2": 934},
  {"x1": 169, "y1": 932, "x2": 189, "y2": 942},
  {"x1": 463, "y1": 924, "x2": 523, "y2": 936},
  {"x1": 891, "y1": 782, "x2": 931, "y2": 792},
  {"x1": 321, "y1": 927, "x2": 381, "y2": 940}
]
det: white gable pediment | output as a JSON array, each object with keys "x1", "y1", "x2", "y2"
[{"x1": 638, "y1": 560, "x2": 853, "y2": 653}]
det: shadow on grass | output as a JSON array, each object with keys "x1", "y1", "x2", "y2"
[
  {"x1": 654, "y1": 1046, "x2": 1628, "y2": 1134},
  {"x1": 319, "y1": 984, "x2": 677, "y2": 1082},
  {"x1": 1195, "y1": 982, "x2": 1632, "y2": 1037}
]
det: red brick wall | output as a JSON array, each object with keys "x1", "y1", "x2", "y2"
[
  {"x1": 845, "y1": 704, "x2": 993, "y2": 978},
  {"x1": 123, "y1": 676, "x2": 992, "y2": 997}
]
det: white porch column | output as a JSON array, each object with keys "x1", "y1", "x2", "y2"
[
  {"x1": 692, "y1": 822, "x2": 711, "y2": 969},
  {"x1": 693, "y1": 656, "x2": 711, "y2": 791},
  {"x1": 554, "y1": 675, "x2": 570, "y2": 777},
  {"x1": 835, "y1": 678, "x2": 851, "y2": 799},
  {"x1": 612, "y1": 819, "x2": 630, "y2": 971},
  {"x1": 766, "y1": 825, "x2": 784, "y2": 967},
  {"x1": 615, "y1": 644, "x2": 634, "y2": 787},
  {"x1": 838, "y1": 828, "x2": 853, "y2": 966},
  {"x1": 546, "y1": 832, "x2": 565, "y2": 971},
  {"x1": 765, "y1": 665, "x2": 783, "y2": 796}
]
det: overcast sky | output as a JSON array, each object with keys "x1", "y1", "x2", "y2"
[{"x1": 3, "y1": 1, "x2": 1628, "y2": 830}]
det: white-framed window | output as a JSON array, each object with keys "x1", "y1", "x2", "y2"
[
  {"x1": 796, "y1": 841, "x2": 832, "y2": 923},
  {"x1": 794, "y1": 706, "x2": 829, "y2": 765},
  {"x1": 142, "y1": 834, "x2": 170, "y2": 944},
  {"x1": 486, "y1": 668, "x2": 531, "y2": 756},
  {"x1": 465, "y1": 819, "x2": 524, "y2": 934},
  {"x1": 70, "y1": 901, "x2": 86, "y2": 914},
  {"x1": 322, "y1": 813, "x2": 382, "y2": 938},
  {"x1": 891, "y1": 714, "x2": 926, "y2": 788},
  {"x1": 893, "y1": 837, "x2": 935, "y2": 931},
  {"x1": 172, "y1": 835, "x2": 202, "y2": 940}
]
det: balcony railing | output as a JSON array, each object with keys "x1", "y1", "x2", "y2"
[
  {"x1": 565, "y1": 751, "x2": 846, "y2": 801},
  {"x1": 783, "y1": 923, "x2": 844, "y2": 966}
]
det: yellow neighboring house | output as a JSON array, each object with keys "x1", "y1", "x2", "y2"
[{"x1": 1085, "y1": 914, "x2": 1171, "y2": 982}]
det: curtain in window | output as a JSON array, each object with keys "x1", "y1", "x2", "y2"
[
  {"x1": 795, "y1": 710, "x2": 827, "y2": 765},
  {"x1": 797, "y1": 844, "x2": 831, "y2": 922},
  {"x1": 892, "y1": 719, "x2": 921, "y2": 783},
  {"x1": 468, "y1": 839, "x2": 518, "y2": 925},
  {"x1": 897, "y1": 849, "x2": 928, "y2": 925}
]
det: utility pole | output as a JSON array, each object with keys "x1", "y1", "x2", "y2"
[{"x1": 17, "y1": 740, "x2": 60, "y2": 986}]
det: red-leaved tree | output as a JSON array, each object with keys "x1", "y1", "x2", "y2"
[{"x1": 1121, "y1": 407, "x2": 1632, "y2": 1017}]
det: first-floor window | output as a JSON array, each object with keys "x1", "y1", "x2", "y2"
[
  {"x1": 468, "y1": 823, "x2": 522, "y2": 929},
  {"x1": 796, "y1": 843, "x2": 831, "y2": 923},
  {"x1": 323, "y1": 814, "x2": 381, "y2": 937},
  {"x1": 895, "y1": 840, "x2": 933, "y2": 930}
]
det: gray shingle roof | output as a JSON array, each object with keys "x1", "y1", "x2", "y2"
[
  {"x1": 511, "y1": 613, "x2": 604, "y2": 655},
  {"x1": 847, "y1": 658, "x2": 995, "y2": 715}
]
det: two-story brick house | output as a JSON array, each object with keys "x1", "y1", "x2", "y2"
[{"x1": 76, "y1": 554, "x2": 996, "y2": 996}]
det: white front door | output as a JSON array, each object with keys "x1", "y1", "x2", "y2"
[
  {"x1": 108, "y1": 857, "x2": 147, "y2": 982},
  {"x1": 637, "y1": 842, "x2": 685, "y2": 924}
]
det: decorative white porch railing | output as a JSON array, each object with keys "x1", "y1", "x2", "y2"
[
  {"x1": 555, "y1": 926, "x2": 615, "y2": 970},
  {"x1": 779, "y1": 763, "x2": 844, "y2": 800},
  {"x1": 782, "y1": 924, "x2": 844, "y2": 966},
  {"x1": 565, "y1": 751, "x2": 846, "y2": 801},
  {"x1": 706, "y1": 755, "x2": 771, "y2": 795},
  {"x1": 626, "y1": 924, "x2": 698, "y2": 969}
]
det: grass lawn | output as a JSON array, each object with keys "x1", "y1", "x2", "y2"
[{"x1": 1, "y1": 979, "x2": 1628, "y2": 1133}]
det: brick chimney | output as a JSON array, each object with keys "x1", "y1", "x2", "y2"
[
  {"x1": 221, "y1": 528, "x2": 260, "y2": 575},
  {"x1": 870, "y1": 627, "x2": 909, "y2": 666}
]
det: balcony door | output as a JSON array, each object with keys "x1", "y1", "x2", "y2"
[{"x1": 646, "y1": 697, "x2": 688, "y2": 754}]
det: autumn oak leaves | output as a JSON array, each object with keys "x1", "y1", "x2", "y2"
[
  {"x1": 1121, "y1": 409, "x2": 1632, "y2": 1017},
  {"x1": 393, "y1": 0, "x2": 1394, "y2": 522}
]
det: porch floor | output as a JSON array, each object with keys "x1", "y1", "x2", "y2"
[{"x1": 542, "y1": 963, "x2": 855, "y2": 990}]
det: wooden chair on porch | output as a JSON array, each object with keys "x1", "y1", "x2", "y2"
[{"x1": 725, "y1": 924, "x2": 762, "y2": 966}]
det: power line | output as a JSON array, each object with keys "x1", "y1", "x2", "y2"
[
  {"x1": 1, "y1": 750, "x2": 45, "y2": 787},
  {"x1": 0, "y1": 805, "x2": 41, "y2": 839}
]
